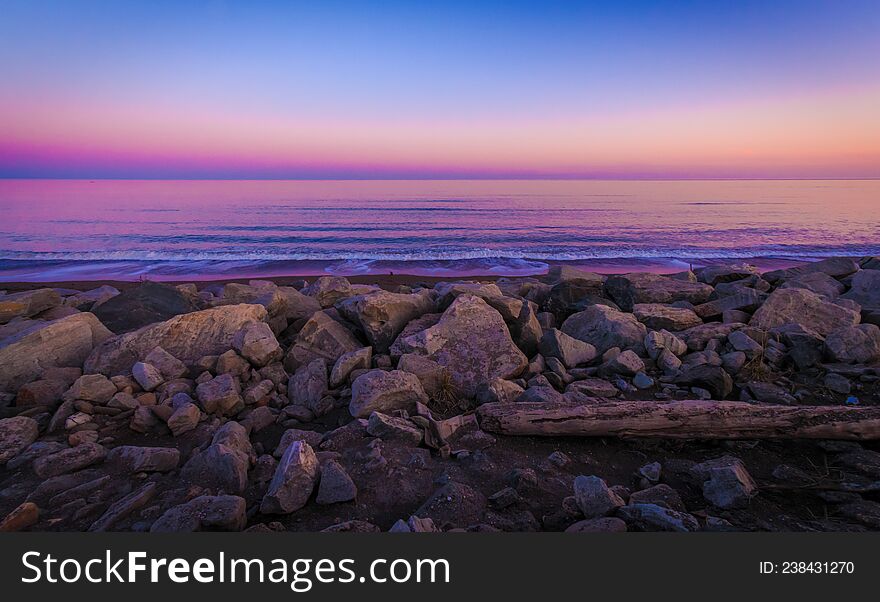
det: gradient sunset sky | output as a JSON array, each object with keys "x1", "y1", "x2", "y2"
[{"x1": 1, "y1": 0, "x2": 879, "y2": 179}]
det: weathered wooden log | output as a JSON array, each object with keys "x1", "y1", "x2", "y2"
[{"x1": 476, "y1": 400, "x2": 880, "y2": 440}]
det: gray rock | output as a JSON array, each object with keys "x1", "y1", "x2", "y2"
[
  {"x1": 573, "y1": 475, "x2": 625, "y2": 518},
  {"x1": 302, "y1": 276, "x2": 354, "y2": 308},
  {"x1": 475, "y1": 378, "x2": 525, "y2": 405},
  {"x1": 824, "y1": 373, "x2": 851, "y2": 395},
  {"x1": 143, "y1": 346, "x2": 188, "y2": 380},
  {"x1": 780, "y1": 272, "x2": 846, "y2": 298},
  {"x1": 196, "y1": 373, "x2": 242, "y2": 415},
  {"x1": 167, "y1": 402, "x2": 200, "y2": 436},
  {"x1": 261, "y1": 441, "x2": 320, "y2": 514},
  {"x1": 825, "y1": 324, "x2": 880, "y2": 364},
  {"x1": 336, "y1": 289, "x2": 435, "y2": 353},
  {"x1": 633, "y1": 303, "x2": 703, "y2": 331},
  {"x1": 349, "y1": 369, "x2": 429, "y2": 418},
  {"x1": 539, "y1": 328, "x2": 598, "y2": 369},
  {"x1": 644, "y1": 329, "x2": 687, "y2": 359},
  {"x1": 401, "y1": 295, "x2": 528, "y2": 397},
  {"x1": 315, "y1": 459, "x2": 357, "y2": 504},
  {"x1": 562, "y1": 304, "x2": 647, "y2": 356},
  {"x1": 232, "y1": 321, "x2": 282, "y2": 367},
  {"x1": 702, "y1": 461, "x2": 757, "y2": 509},
  {"x1": 763, "y1": 257, "x2": 859, "y2": 284},
  {"x1": 329, "y1": 347, "x2": 372, "y2": 387},
  {"x1": 283, "y1": 311, "x2": 362, "y2": 371},
  {"x1": 132, "y1": 361, "x2": 164, "y2": 392},
  {"x1": 0, "y1": 288, "x2": 61, "y2": 323},
  {"x1": 750, "y1": 288, "x2": 860, "y2": 337},
  {"x1": 367, "y1": 412, "x2": 423, "y2": 445},
  {"x1": 565, "y1": 517, "x2": 627, "y2": 533},
  {"x1": 150, "y1": 495, "x2": 246, "y2": 532},
  {"x1": 274, "y1": 429, "x2": 324, "y2": 458},
  {"x1": 66, "y1": 373, "x2": 117, "y2": 403},
  {"x1": 600, "y1": 349, "x2": 645, "y2": 377},
  {"x1": 618, "y1": 503, "x2": 699, "y2": 532},
  {"x1": 605, "y1": 273, "x2": 714, "y2": 312},
  {"x1": 108, "y1": 445, "x2": 180, "y2": 472},
  {"x1": 33, "y1": 442, "x2": 106, "y2": 478},
  {"x1": 674, "y1": 365, "x2": 733, "y2": 399},
  {"x1": 0, "y1": 416, "x2": 39, "y2": 464},
  {"x1": 629, "y1": 484, "x2": 685, "y2": 511},
  {"x1": 288, "y1": 358, "x2": 329, "y2": 414}
]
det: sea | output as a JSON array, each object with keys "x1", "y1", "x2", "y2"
[{"x1": 0, "y1": 179, "x2": 877, "y2": 282}]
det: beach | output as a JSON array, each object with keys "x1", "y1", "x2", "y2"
[{"x1": 2, "y1": 257, "x2": 879, "y2": 532}]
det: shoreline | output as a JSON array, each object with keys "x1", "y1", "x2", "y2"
[{"x1": 0, "y1": 256, "x2": 815, "y2": 291}]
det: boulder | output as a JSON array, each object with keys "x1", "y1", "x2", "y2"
[
  {"x1": 693, "y1": 288, "x2": 766, "y2": 319},
  {"x1": 132, "y1": 362, "x2": 163, "y2": 392},
  {"x1": 143, "y1": 346, "x2": 188, "y2": 380},
  {"x1": 287, "y1": 359, "x2": 329, "y2": 414},
  {"x1": 315, "y1": 459, "x2": 357, "y2": 504},
  {"x1": 561, "y1": 304, "x2": 647, "y2": 355},
  {"x1": 167, "y1": 402, "x2": 200, "y2": 436},
  {"x1": 825, "y1": 324, "x2": 880, "y2": 364},
  {"x1": 196, "y1": 373, "x2": 242, "y2": 415},
  {"x1": 750, "y1": 288, "x2": 860, "y2": 336},
  {"x1": 842, "y1": 269, "x2": 880, "y2": 309},
  {"x1": 366, "y1": 411, "x2": 424, "y2": 445},
  {"x1": 389, "y1": 313, "x2": 442, "y2": 356},
  {"x1": 434, "y1": 282, "x2": 503, "y2": 308},
  {"x1": 0, "y1": 288, "x2": 61, "y2": 323},
  {"x1": 85, "y1": 304, "x2": 267, "y2": 376},
  {"x1": 566, "y1": 378, "x2": 618, "y2": 398},
  {"x1": 0, "y1": 312, "x2": 113, "y2": 392},
  {"x1": 617, "y1": 503, "x2": 699, "y2": 532},
  {"x1": 644, "y1": 329, "x2": 687, "y2": 359},
  {"x1": 181, "y1": 442, "x2": 249, "y2": 494},
  {"x1": 573, "y1": 476, "x2": 625, "y2": 518},
  {"x1": 694, "y1": 264, "x2": 759, "y2": 286},
  {"x1": 475, "y1": 378, "x2": 525, "y2": 405},
  {"x1": 33, "y1": 442, "x2": 106, "y2": 478},
  {"x1": 92, "y1": 281, "x2": 198, "y2": 333},
  {"x1": 396, "y1": 354, "x2": 450, "y2": 399},
  {"x1": 604, "y1": 273, "x2": 713, "y2": 312},
  {"x1": 274, "y1": 429, "x2": 324, "y2": 458},
  {"x1": 261, "y1": 441, "x2": 320, "y2": 514},
  {"x1": 763, "y1": 257, "x2": 859, "y2": 284},
  {"x1": 336, "y1": 289, "x2": 435, "y2": 353},
  {"x1": 108, "y1": 445, "x2": 180, "y2": 472},
  {"x1": 780, "y1": 272, "x2": 846, "y2": 298},
  {"x1": 697, "y1": 458, "x2": 757, "y2": 509},
  {"x1": 539, "y1": 328, "x2": 597, "y2": 369},
  {"x1": 633, "y1": 303, "x2": 703, "y2": 331},
  {"x1": 302, "y1": 276, "x2": 353, "y2": 308},
  {"x1": 349, "y1": 370, "x2": 429, "y2": 418},
  {"x1": 0, "y1": 416, "x2": 39, "y2": 464},
  {"x1": 66, "y1": 373, "x2": 117, "y2": 403},
  {"x1": 678, "y1": 322, "x2": 743, "y2": 351},
  {"x1": 599, "y1": 349, "x2": 645, "y2": 376},
  {"x1": 400, "y1": 295, "x2": 528, "y2": 397},
  {"x1": 283, "y1": 311, "x2": 362, "y2": 371},
  {"x1": 232, "y1": 322, "x2": 282, "y2": 367},
  {"x1": 326, "y1": 346, "x2": 370, "y2": 388},
  {"x1": 629, "y1": 484, "x2": 686, "y2": 512},
  {"x1": 62, "y1": 285, "x2": 120, "y2": 310},
  {"x1": 150, "y1": 495, "x2": 246, "y2": 532},
  {"x1": 675, "y1": 365, "x2": 733, "y2": 399}
]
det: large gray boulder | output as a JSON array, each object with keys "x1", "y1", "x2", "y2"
[
  {"x1": 604, "y1": 273, "x2": 713, "y2": 312},
  {"x1": 842, "y1": 269, "x2": 880, "y2": 309},
  {"x1": 85, "y1": 304, "x2": 267, "y2": 376},
  {"x1": 288, "y1": 358, "x2": 329, "y2": 414},
  {"x1": 539, "y1": 328, "x2": 597, "y2": 369},
  {"x1": 561, "y1": 304, "x2": 647, "y2": 355},
  {"x1": 302, "y1": 276, "x2": 354, "y2": 308},
  {"x1": 349, "y1": 369, "x2": 429, "y2": 418},
  {"x1": 825, "y1": 324, "x2": 880, "y2": 364},
  {"x1": 0, "y1": 312, "x2": 113, "y2": 391},
  {"x1": 260, "y1": 441, "x2": 320, "y2": 514},
  {"x1": 0, "y1": 288, "x2": 61, "y2": 323},
  {"x1": 0, "y1": 416, "x2": 39, "y2": 465},
  {"x1": 750, "y1": 288, "x2": 860, "y2": 336},
  {"x1": 633, "y1": 303, "x2": 702, "y2": 331},
  {"x1": 336, "y1": 289, "x2": 435, "y2": 353},
  {"x1": 283, "y1": 311, "x2": 362, "y2": 372},
  {"x1": 400, "y1": 295, "x2": 528, "y2": 397},
  {"x1": 150, "y1": 495, "x2": 246, "y2": 532},
  {"x1": 763, "y1": 257, "x2": 859, "y2": 285},
  {"x1": 92, "y1": 281, "x2": 197, "y2": 333}
]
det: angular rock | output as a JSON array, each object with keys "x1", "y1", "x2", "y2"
[
  {"x1": 566, "y1": 378, "x2": 619, "y2": 398},
  {"x1": 33, "y1": 442, "x2": 106, "y2": 478},
  {"x1": 261, "y1": 441, "x2": 320, "y2": 514},
  {"x1": 167, "y1": 402, "x2": 200, "y2": 436},
  {"x1": 150, "y1": 495, "x2": 246, "y2": 532},
  {"x1": 825, "y1": 324, "x2": 880, "y2": 364},
  {"x1": 780, "y1": 272, "x2": 846, "y2": 298},
  {"x1": 367, "y1": 411, "x2": 423, "y2": 445},
  {"x1": 315, "y1": 459, "x2": 357, "y2": 504},
  {"x1": 695, "y1": 264, "x2": 759, "y2": 286},
  {"x1": 842, "y1": 269, "x2": 880, "y2": 309},
  {"x1": 629, "y1": 484, "x2": 685, "y2": 512},
  {"x1": 329, "y1": 347, "x2": 372, "y2": 388},
  {"x1": 750, "y1": 288, "x2": 860, "y2": 336},
  {"x1": 675, "y1": 365, "x2": 733, "y2": 399},
  {"x1": 600, "y1": 349, "x2": 645, "y2": 376},
  {"x1": 701, "y1": 460, "x2": 757, "y2": 509},
  {"x1": 396, "y1": 353, "x2": 450, "y2": 399},
  {"x1": 644, "y1": 329, "x2": 687, "y2": 359},
  {"x1": 143, "y1": 346, "x2": 188, "y2": 380},
  {"x1": 401, "y1": 295, "x2": 528, "y2": 397},
  {"x1": 0, "y1": 312, "x2": 113, "y2": 392},
  {"x1": 389, "y1": 313, "x2": 442, "y2": 356},
  {"x1": 93, "y1": 281, "x2": 198, "y2": 334},
  {"x1": 181, "y1": 442, "x2": 249, "y2": 494},
  {"x1": 414, "y1": 482, "x2": 487, "y2": 528},
  {"x1": 605, "y1": 273, "x2": 714, "y2": 312},
  {"x1": 573, "y1": 475, "x2": 625, "y2": 518},
  {"x1": 564, "y1": 517, "x2": 627, "y2": 533},
  {"x1": 284, "y1": 311, "x2": 362, "y2": 371},
  {"x1": 86, "y1": 304, "x2": 267, "y2": 376},
  {"x1": 302, "y1": 276, "x2": 354, "y2": 308},
  {"x1": 274, "y1": 429, "x2": 323, "y2": 458},
  {"x1": 693, "y1": 288, "x2": 766, "y2": 319},
  {"x1": 633, "y1": 303, "x2": 703, "y2": 331},
  {"x1": 108, "y1": 445, "x2": 180, "y2": 472},
  {"x1": 475, "y1": 378, "x2": 525, "y2": 405},
  {"x1": 232, "y1": 321, "x2": 282, "y2": 367},
  {"x1": 62, "y1": 285, "x2": 120, "y2": 310},
  {"x1": 763, "y1": 257, "x2": 859, "y2": 284},
  {"x1": 196, "y1": 373, "x2": 242, "y2": 415},
  {"x1": 434, "y1": 281, "x2": 503, "y2": 308},
  {"x1": 617, "y1": 503, "x2": 699, "y2": 532},
  {"x1": 0, "y1": 288, "x2": 61, "y2": 323},
  {"x1": 349, "y1": 369, "x2": 429, "y2": 418},
  {"x1": 286, "y1": 359, "x2": 327, "y2": 415},
  {"x1": 132, "y1": 361, "x2": 163, "y2": 392},
  {"x1": 0, "y1": 416, "x2": 39, "y2": 464},
  {"x1": 539, "y1": 328, "x2": 598, "y2": 369},
  {"x1": 561, "y1": 304, "x2": 647, "y2": 356},
  {"x1": 337, "y1": 289, "x2": 435, "y2": 353},
  {"x1": 0, "y1": 501, "x2": 39, "y2": 532},
  {"x1": 67, "y1": 373, "x2": 117, "y2": 403}
]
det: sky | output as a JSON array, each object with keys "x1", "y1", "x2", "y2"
[{"x1": 0, "y1": 0, "x2": 879, "y2": 179}]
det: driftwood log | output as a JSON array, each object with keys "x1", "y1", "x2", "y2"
[{"x1": 476, "y1": 400, "x2": 880, "y2": 440}]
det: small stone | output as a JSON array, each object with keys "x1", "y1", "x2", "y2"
[
  {"x1": 633, "y1": 372, "x2": 654, "y2": 389},
  {"x1": 196, "y1": 373, "x2": 242, "y2": 415},
  {"x1": 132, "y1": 362, "x2": 164, "y2": 392},
  {"x1": 0, "y1": 501, "x2": 39, "y2": 532},
  {"x1": 167, "y1": 402, "x2": 201, "y2": 436},
  {"x1": 315, "y1": 459, "x2": 357, "y2": 504},
  {"x1": 573, "y1": 475, "x2": 624, "y2": 518}
]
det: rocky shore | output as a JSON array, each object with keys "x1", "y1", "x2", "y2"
[{"x1": 1, "y1": 257, "x2": 879, "y2": 533}]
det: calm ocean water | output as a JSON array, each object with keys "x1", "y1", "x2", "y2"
[{"x1": 0, "y1": 179, "x2": 877, "y2": 281}]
